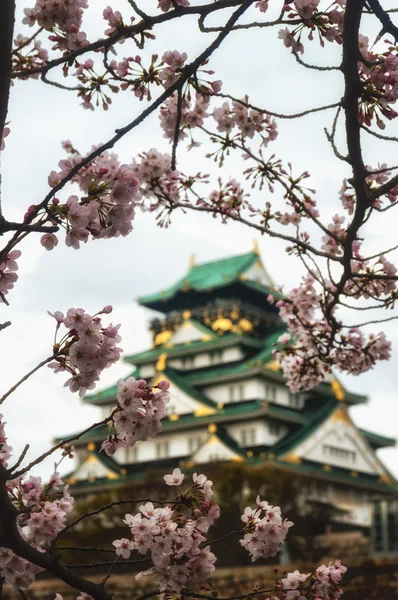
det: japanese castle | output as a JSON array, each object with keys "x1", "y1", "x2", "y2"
[{"x1": 65, "y1": 246, "x2": 397, "y2": 536}]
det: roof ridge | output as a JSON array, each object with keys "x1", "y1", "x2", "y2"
[{"x1": 190, "y1": 250, "x2": 256, "y2": 270}]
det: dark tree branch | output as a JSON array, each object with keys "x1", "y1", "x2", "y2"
[{"x1": 367, "y1": 0, "x2": 398, "y2": 40}]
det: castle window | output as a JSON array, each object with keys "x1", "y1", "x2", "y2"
[
  {"x1": 210, "y1": 350, "x2": 223, "y2": 364},
  {"x1": 124, "y1": 446, "x2": 138, "y2": 463},
  {"x1": 188, "y1": 436, "x2": 203, "y2": 452},
  {"x1": 208, "y1": 453, "x2": 221, "y2": 462},
  {"x1": 264, "y1": 382, "x2": 276, "y2": 402},
  {"x1": 322, "y1": 444, "x2": 356, "y2": 464},
  {"x1": 240, "y1": 428, "x2": 256, "y2": 445},
  {"x1": 289, "y1": 393, "x2": 301, "y2": 408},
  {"x1": 156, "y1": 441, "x2": 170, "y2": 458},
  {"x1": 229, "y1": 384, "x2": 244, "y2": 402},
  {"x1": 269, "y1": 422, "x2": 281, "y2": 436},
  {"x1": 182, "y1": 355, "x2": 195, "y2": 369}
]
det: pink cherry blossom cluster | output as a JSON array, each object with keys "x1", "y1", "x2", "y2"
[
  {"x1": 23, "y1": 0, "x2": 89, "y2": 52},
  {"x1": 12, "y1": 35, "x2": 48, "y2": 79},
  {"x1": 159, "y1": 93, "x2": 211, "y2": 140},
  {"x1": 345, "y1": 254, "x2": 397, "y2": 300},
  {"x1": 277, "y1": 560, "x2": 347, "y2": 600},
  {"x1": 196, "y1": 178, "x2": 249, "y2": 222},
  {"x1": 340, "y1": 165, "x2": 398, "y2": 215},
  {"x1": 0, "y1": 414, "x2": 12, "y2": 467},
  {"x1": 358, "y1": 36, "x2": 398, "y2": 128},
  {"x1": 101, "y1": 376, "x2": 170, "y2": 456},
  {"x1": 0, "y1": 461, "x2": 73, "y2": 591},
  {"x1": 73, "y1": 58, "x2": 120, "y2": 111},
  {"x1": 114, "y1": 470, "x2": 218, "y2": 592},
  {"x1": 132, "y1": 148, "x2": 183, "y2": 203},
  {"x1": 0, "y1": 250, "x2": 21, "y2": 303},
  {"x1": 212, "y1": 98, "x2": 277, "y2": 144},
  {"x1": 278, "y1": 0, "x2": 344, "y2": 55},
  {"x1": 0, "y1": 124, "x2": 10, "y2": 151},
  {"x1": 43, "y1": 144, "x2": 141, "y2": 249},
  {"x1": 48, "y1": 306, "x2": 122, "y2": 397},
  {"x1": 158, "y1": 0, "x2": 190, "y2": 12},
  {"x1": 240, "y1": 495, "x2": 293, "y2": 561},
  {"x1": 320, "y1": 214, "x2": 345, "y2": 256},
  {"x1": 270, "y1": 277, "x2": 392, "y2": 391}
]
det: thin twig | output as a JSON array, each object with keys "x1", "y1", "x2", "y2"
[
  {"x1": 215, "y1": 92, "x2": 341, "y2": 120},
  {"x1": 9, "y1": 445, "x2": 30, "y2": 473},
  {"x1": 10, "y1": 411, "x2": 116, "y2": 480},
  {"x1": 0, "y1": 353, "x2": 57, "y2": 406},
  {"x1": 171, "y1": 87, "x2": 184, "y2": 171}
]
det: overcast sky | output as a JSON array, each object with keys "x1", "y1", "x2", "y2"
[{"x1": 1, "y1": 0, "x2": 398, "y2": 480}]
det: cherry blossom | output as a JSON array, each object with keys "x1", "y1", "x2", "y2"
[
  {"x1": 240, "y1": 496, "x2": 293, "y2": 561},
  {"x1": 164, "y1": 467, "x2": 185, "y2": 486},
  {"x1": 0, "y1": 250, "x2": 21, "y2": 303},
  {"x1": 118, "y1": 471, "x2": 218, "y2": 592},
  {"x1": 101, "y1": 376, "x2": 170, "y2": 456},
  {"x1": 47, "y1": 306, "x2": 122, "y2": 397}
]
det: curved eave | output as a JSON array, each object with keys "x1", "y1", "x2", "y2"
[{"x1": 360, "y1": 428, "x2": 396, "y2": 449}]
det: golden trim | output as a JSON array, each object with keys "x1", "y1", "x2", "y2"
[
  {"x1": 208, "y1": 423, "x2": 217, "y2": 433},
  {"x1": 331, "y1": 407, "x2": 351, "y2": 425},
  {"x1": 87, "y1": 442, "x2": 96, "y2": 452},
  {"x1": 121, "y1": 468, "x2": 127, "y2": 475},
  {"x1": 246, "y1": 450, "x2": 254, "y2": 458},
  {"x1": 217, "y1": 402, "x2": 224, "y2": 409},
  {"x1": 156, "y1": 352, "x2": 167, "y2": 372},
  {"x1": 183, "y1": 310, "x2": 191, "y2": 320},
  {"x1": 268, "y1": 452, "x2": 275, "y2": 459},
  {"x1": 169, "y1": 413, "x2": 179, "y2": 421},
  {"x1": 331, "y1": 378, "x2": 345, "y2": 401},
  {"x1": 154, "y1": 330, "x2": 173, "y2": 346},
  {"x1": 189, "y1": 254, "x2": 196, "y2": 268},
  {"x1": 253, "y1": 239, "x2": 260, "y2": 255},
  {"x1": 379, "y1": 473, "x2": 394, "y2": 484},
  {"x1": 264, "y1": 360, "x2": 281, "y2": 372},
  {"x1": 107, "y1": 472, "x2": 119, "y2": 480},
  {"x1": 194, "y1": 406, "x2": 216, "y2": 417},
  {"x1": 282, "y1": 452, "x2": 302, "y2": 464},
  {"x1": 323, "y1": 465, "x2": 332, "y2": 472},
  {"x1": 350, "y1": 471, "x2": 358, "y2": 478}
]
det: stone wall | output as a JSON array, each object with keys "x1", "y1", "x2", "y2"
[{"x1": 8, "y1": 558, "x2": 398, "y2": 600}]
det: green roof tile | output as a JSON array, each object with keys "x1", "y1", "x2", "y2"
[
  {"x1": 138, "y1": 251, "x2": 267, "y2": 307},
  {"x1": 360, "y1": 428, "x2": 396, "y2": 449},
  {"x1": 124, "y1": 334, "x2": 264, "y2": 365}
]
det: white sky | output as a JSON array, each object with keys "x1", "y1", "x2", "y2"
[{"x1": 1, "y1": 1, "x2": 397, "y2": 480}]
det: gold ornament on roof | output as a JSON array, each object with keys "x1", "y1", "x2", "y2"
[
  {"x1": 238, "y1": 318, "x2": 253, "y2": 333},
  {"x1": 265, "y1": 360, "x2": 281, "y2": 372},
  {"x1": 154, "y1": 329, "x2": 173, "y2": 346},
  {"x1": 156, "y1": 352, "x2": 167, "y2": 372},
  {"x1": 208, "y1": 423, "x2": 217, "y2": 433},
  {"x1": 189, "y1": 254, "x2": 196, "y2": 268},
  {"x1": 253, "y1": 239, "x2": 260, "y2": 255},
  {"x1": 183, "y1": 310, "x2": 191, "y2": 320},
  {"x1": 212, "y1": 317, "x2": 233, "y2": 332}
]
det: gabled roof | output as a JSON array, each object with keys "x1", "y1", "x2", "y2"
[
  {"x1": 161, "y1": 367, "x2": 218, "y2": 411},
  {"x1": 138, "y1": 251, "x2": 273, "y2": 311}
]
